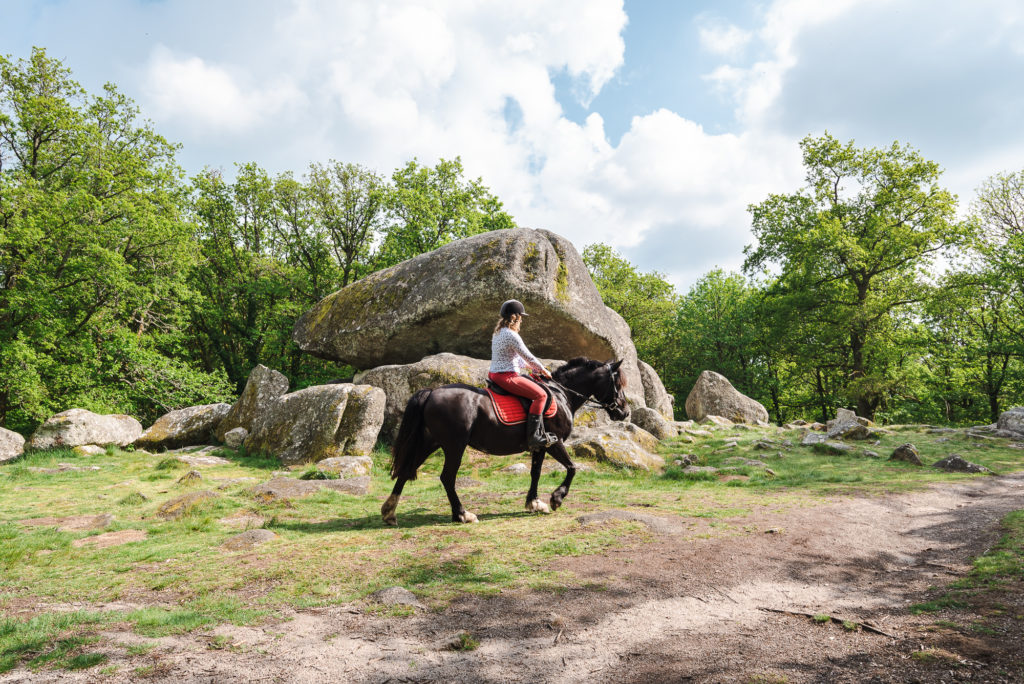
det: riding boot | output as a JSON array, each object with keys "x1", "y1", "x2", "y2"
[{"x1": 527, "y1": 414, "x2": 558, "y2": 449}]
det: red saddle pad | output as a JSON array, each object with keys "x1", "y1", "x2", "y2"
[{"x1": 486, "y1": 388, "x2": 557, "y2": 426}]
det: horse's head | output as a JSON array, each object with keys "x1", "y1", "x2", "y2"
[{"x1": 597, "y1": 359, "x2": 630, "y2": 422}]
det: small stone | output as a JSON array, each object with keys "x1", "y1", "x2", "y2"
[
  {"x1": 175, "y1": 453, "x2": 231, "y2": 467},
  {"x1": 72, "y1": 445, "x2": 106, "y2": 457},
  {"x1": 177, "y1": 470, "x2": 202, "y2": 484},
  {"x1": 889, "y1": 443, "x2": 922, "y2": 466},
  {"x1": 369, "y1": 586, "x2": 424, "y2": 609},
  {"x1": 861, "y1": 450, "x2": 880, "y2": 459},
  {"x1": 932, "y1": 455, "x2": 994, "y2": 474},
  {"x1": 221, "y1": 529, "x2": 277, "y2": 550},
  {"x1": 223, "y1": 427, "x2": 249, "y2": 449},
  {"x1": 501, "y1": 463, "x2": 529, "y2": 474},
  {"x1": 683, "y1": 465, "x2": 719, "y2": 475},
  {"x1": 801, "y1": 432, "x2": 826, "y2": 446},
  {"x1": 315, "y1": 456, "x2": 372, "y2": 479}
]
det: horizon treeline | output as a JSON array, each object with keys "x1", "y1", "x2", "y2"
[{"x1": 3, "y1": 48, "x2": 1023, "y2": 434}]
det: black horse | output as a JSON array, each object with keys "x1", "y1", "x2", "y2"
[{"x1": 381, "y1": 358, "x2": 630, "y2": 526}]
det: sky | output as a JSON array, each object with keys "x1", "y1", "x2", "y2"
[{"x1": 3, "y1": 0, "x2": 1024, "y2": 288}]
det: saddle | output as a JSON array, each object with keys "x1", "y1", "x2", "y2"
[{"x1": 485, "y1": 380, "x2": 557, "y2": 426}]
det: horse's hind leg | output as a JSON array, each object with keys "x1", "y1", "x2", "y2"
[
  {"x1": 381, "y1": 479, "x2": 406, "y2": 527},
  {"x1": 525, "y1": 447, "x2": 550, "y2": 514},
  {"x1": 381, "y1": 440, "x2": 436, "y2": 527},
  {"x1": 545, "y1": 442, "x2": 576, "y2": 511},
  {"x1": 440, "y1": 445, "x2": 476, "y2": 523}
]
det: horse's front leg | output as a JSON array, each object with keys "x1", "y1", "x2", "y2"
[
  {"x1": 525, "y1": 447, "x2": 550, "y2": 514},
  {"x1": 546, "y1": 441, "x2": 576, "y2": 511},
  {"x1": 440, "y1": 445, "x2": 476, "y2": 523}
]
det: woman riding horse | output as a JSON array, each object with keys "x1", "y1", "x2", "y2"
[
  {"x1": 488, "y1": 299, "x2": 558, "y2": 449},
  {"x1": 380, "y1": 304, "x2": 631, "y2": 526}
]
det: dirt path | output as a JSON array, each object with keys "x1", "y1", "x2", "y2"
[{"x1": 5, "y1": 473, "x2": 1024, "y2": 683}]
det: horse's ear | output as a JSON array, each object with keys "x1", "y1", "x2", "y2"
[{"x1": 609, "y1": 360, "x2": 623, "y2": 372}]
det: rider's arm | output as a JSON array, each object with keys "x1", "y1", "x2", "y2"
[{"x1": 511, "y1": 331, "x2": 551, "y2": 377}]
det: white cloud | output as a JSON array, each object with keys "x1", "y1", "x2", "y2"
[
  {"x1": 142, "y1": 46, "x2": 307, "y2": 135},
  {"x1": 698, "y1": 22, "x2": 752, "y2": 58}
]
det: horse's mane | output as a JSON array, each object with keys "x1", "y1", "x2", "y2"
[{"x1": 552, "y1": 357, "x2": 627, "y2": 388}]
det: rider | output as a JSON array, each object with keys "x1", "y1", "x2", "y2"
[{"x1": 488, "y1": 299, "x2": 559, "y2": 449}]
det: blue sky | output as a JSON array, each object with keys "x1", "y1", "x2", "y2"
[{"x1": 3, "y1": 0, "x2": 1023, "y2": 288}]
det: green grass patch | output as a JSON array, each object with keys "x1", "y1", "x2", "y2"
[
  {"x1": 1, "y1": 427, "x2": 1022, "y2": 652},
  {"x1": 0, "y1": 610, "x2": 111, "y2": 674}
]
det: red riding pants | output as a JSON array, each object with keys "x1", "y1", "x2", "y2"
[{"x1": 488, "y1": 372, "x2": 547, "y2": 414}]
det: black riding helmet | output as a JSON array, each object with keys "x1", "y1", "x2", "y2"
[{"x1": 500, "y1": 299, "x2": 528, "y2": 318}]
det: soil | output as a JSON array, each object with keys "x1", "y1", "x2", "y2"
[{"x1": 4, "y1": 473, "x2": 1024, "y2": 683}]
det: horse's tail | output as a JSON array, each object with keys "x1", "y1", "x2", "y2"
[{"x1": 390, "y1": 388, "x2": 432, "y2": 481}]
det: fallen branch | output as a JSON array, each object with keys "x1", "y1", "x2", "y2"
[{"x1": 758, "y1": 607, "x2": 898, "y2": 639}]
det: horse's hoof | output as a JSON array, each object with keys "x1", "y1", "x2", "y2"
[
  {"x1": 527, "y1": 499, "x2": 551, "y2": 514},
  {"x1": 550, "y1": 492, "x2": 564, "y2": 511},
  {"x1": 458, "y1": 511, "x2": 479, "y2": 524}
]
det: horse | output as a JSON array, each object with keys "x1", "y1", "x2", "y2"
[{"x1": 381, "y1": 357, "x2": 631, "y2": 526}]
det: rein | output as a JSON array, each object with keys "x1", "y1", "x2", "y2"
[{"x1": 546, "y1": 378, "x2": 619, "y2": 413}]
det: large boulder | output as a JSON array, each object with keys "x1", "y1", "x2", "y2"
[
  {"x1": 135, "y1": 403, "x2": 231, "y2": 450},
  {"x1": 1, "y1": 427, "x2": 25, "y2": 463},
  {"x1": 355, "y1": 352, "x2": 562, "y2": 442},
  {"x1": 684, "y1": 371, "x2": 769, "y2": 425},
  {"x1": 245, "y1": 384, "x2": 385, "y2": 465},
  {"x1": 566, "y1": 423, "x2": 663, "y2": 471},
  {"x1": 293, "y1": 227, "x2": 645, "y2": 407},
  {"x1": 214, "y1": 365, "x2": 290, "y2": 442},
  {"x1": 996, "y1": 407, "x2": 1024, "y2": 438},
  {"x1": 29, "y1": 409, "x2": 142, "y2": 450},
  {"x1": 825, "y1": 408, "x2": 874, "y2": 440},
  {"x1": 630, "y1": 407, "x2": 676, "y2": 440},
  {"x1": 638, "y1": 360, "x2": 674, "y2": 420}
]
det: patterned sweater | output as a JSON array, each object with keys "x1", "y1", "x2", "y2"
[{"x1": 490, "y1": 327, "x2": 546, "y2": 374}]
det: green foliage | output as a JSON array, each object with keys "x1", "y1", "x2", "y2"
[
  {"x1": 377, "y1": 157, "x2": 514, "y2": 268},
  {"x1": 744, "y1": 133, "x2": 971, "y2": 419}
]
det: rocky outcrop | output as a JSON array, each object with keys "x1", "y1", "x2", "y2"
[
  {"x1": 996, "y1": 407, "x2": 1024, "y2": 438},
  {"x1": 630, "y1": 407, "x2": 676, "y2": 440},
  {"x1": 684, "y1": 371, "x2": 768, "y2": 424},
  {"x1": 638, "y1": 360, "x2": 673, "y2": 420},
  {"x1": 135, "y1": 403, "x2": 231, "y2": 450},
  {"x1": 932, "y1": 455, "x2": 993, "y2": 474},
  {"x1": 29, "y1": 409, "x2": 143, "y2": 450},
  {"x1": 825, "y1": 408, "x2": 875, "y2": 440},
  {"x1": 315, "y1": 456, "x2": 373, "y2": 478},
  {"x1": 0, "y1": 427, "x2": 25, "y2": 463},
  {"x1": 245, "y1": 384, "x2": 385, "y2": 465},
  {"x1": 355, "y1": 352, "x2": 561, "y2": 442},
  {"x1": 223, "y1": 427, "x2": 248, "y2": 449},
  {"x1": 215, "y1": 365, "x2": 290, "y2": 442},
  {"x1": 566, "y1": 423, "x2": 663, "y2": 470},
  {"x1": 889, "y1": 443, "x2": 922, "y2": 466},
  {"x1": 293, "y1": 227, "x2": 645, "y2": 407}
]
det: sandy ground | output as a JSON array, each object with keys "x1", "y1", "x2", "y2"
[{"x1": 4, "y1": 472, "x2": 1024, "y2": 683}]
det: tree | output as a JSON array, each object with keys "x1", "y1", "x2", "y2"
[
  {"x1": 582, "y1": 243, "x2": 678, "y2": 372},
  {"x1": 377, "y1": 157, "x2": 514, "y2": 267},
  {"x1": 744, "y1": 133, "x2": 968, "y2": 419},
  {"x1": 306, "y1": 161, "x2": 384, "y2": 287},
  {"x1": 0, "y1": 48, "x2": 229, "y2": 430}
]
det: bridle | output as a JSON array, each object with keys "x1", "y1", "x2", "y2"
[{"x1": 547, "y1": 368, "x2": 625, "y2": 414}]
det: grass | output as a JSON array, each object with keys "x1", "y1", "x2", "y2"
[
  {"x1": 910, "y1": 508, "x2": 1024, "y2": 616},
  {"x1": 1, "y1": 423, "x2": 1022, "y2": 674}
]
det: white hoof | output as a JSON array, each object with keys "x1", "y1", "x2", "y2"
[
  {"x1": 528, "y1": 499, "x2": 551, "y2": 514},
  {"x1": 459, "y1": 511, "x2": 479, "y2": 523}
]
